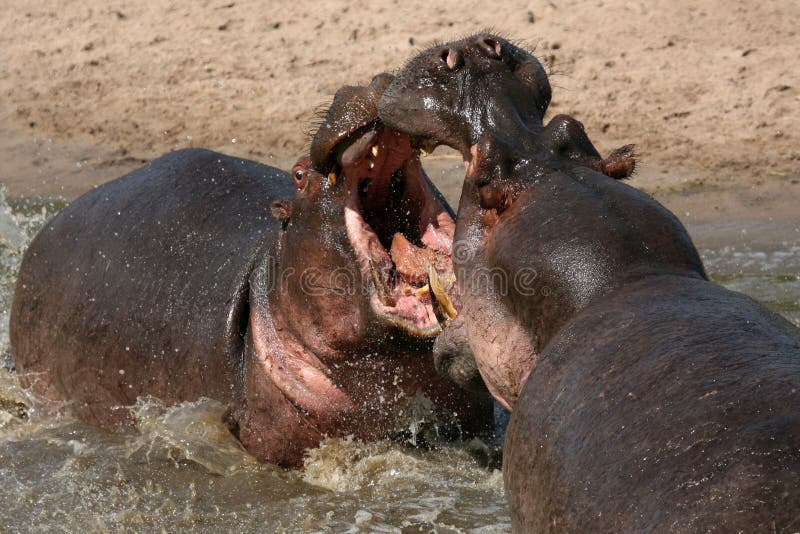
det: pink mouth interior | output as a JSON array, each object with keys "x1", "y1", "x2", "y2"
[{"x1": 339, "y1": 127, "x2": 457, "y2": 336}]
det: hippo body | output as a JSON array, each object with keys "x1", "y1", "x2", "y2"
[
  {"x1": 470, "y1": 149, "x2": 800, "y2": 532},
  {"x1": 11, "y1": 145, "x2": 493, "y2": 467},
  {"x1": 12, "y1": 148, "x2": 277, "y2": 416},
  {"x1": 508, "y1": 274, "x2": 800, "y2": 531},
  {"x1": 378, "y1": 33, "x2": 800, "y2": 531}
]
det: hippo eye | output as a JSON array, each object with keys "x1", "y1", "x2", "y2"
[{"x1": 292, "y1": 169, "x2": 308, "y2": 191}]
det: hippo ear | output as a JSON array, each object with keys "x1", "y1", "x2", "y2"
[
  {"x1": 369, "y1": 72, "x2": 395, "y2": 94},
  {"x1": 270, "y1": 200, "x2": 293, "y2": 225},
  {"x1": 598, "y1": 144, "x2": 637, "y2": 180},
  {"x1": 515, "y1": 58, "x2": 552, "y2": 117}
]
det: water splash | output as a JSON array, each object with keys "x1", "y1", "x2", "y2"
[
  {"x1": 302, "y1": 436, "x2": 507, "y2": 531},
  {"x1": 126, "y1": 396, "x2": 257, "y2": 475},
  {"x1": 0, "y1": 189, "x2": 26, "y2": 253},
  {"x1": 0, "y1": 368, "x2": 29, "y2": 432},
  {"x1": 0, "y1": 189, "x2": 65, "y2": 366}
]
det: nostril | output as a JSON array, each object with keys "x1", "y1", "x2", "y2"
[
  {"x1": 440, "y1": 48, "x2": 462, "y2": 70},
  {"x1": 476, "y1": 37, "x2": 502, "y2": 59}
]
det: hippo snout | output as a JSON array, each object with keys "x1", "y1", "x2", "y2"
[{"x1": 433, "y1": 317, "x2": 487, "y2": 393}]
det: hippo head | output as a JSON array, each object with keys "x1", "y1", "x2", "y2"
[
  {"x1": 236, "y1": 74, "x2": 497, "y2": 464},
  {"x1": 377, "y1": 34, "x2": 698, "y2": 410},
  {"x1": 379, "y1": 33, "x2": 635, "y2": 176},
  {"x1": 271, "y1": 74, "x2": 462, "y2": 352},
  {"x1": 379, "y1": 34, "x2": 552, "y2": 155}
]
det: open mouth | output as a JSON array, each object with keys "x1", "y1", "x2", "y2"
[{"x1": 332, "y1": 124, "x2": 459, "y2": 337}]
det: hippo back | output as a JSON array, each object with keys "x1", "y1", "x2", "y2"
[
  {"x1": 505, "y1": 275, "x2": 800, "y2": 532},
  {"x1": 10, "y1": 148, "x2": 293, "y2": 423}
]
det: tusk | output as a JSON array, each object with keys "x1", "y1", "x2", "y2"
[
  {"x1": 428, "y1": 265, "x2": 458, "y2": 322},
  {"x1": 371, "y1": 144, "x2": 379, "y2": 157},
  {"x1": 369, "y1": 260, "x2": 394, "y2": 305}
]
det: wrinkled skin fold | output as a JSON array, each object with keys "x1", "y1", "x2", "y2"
[{"x1": 378, "y1": 33, "x2": 800, "y2": 531}]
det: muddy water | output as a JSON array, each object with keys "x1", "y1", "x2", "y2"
[{"x1": 0, "y1": 194, "x2": 798, "y2": 532}]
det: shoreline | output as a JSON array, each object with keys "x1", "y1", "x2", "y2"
[
  {"x1": 2, "y1": 0, "x2": 798, "y2": 225},
  {"x1": 3, "y1": 114, "x2": 797, "y2": 236}
]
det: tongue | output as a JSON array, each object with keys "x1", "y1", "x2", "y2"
[{"x1": 390, "y1": 232, "x2": 436, "y2": 283}]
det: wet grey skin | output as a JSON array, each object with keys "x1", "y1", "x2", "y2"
[
  {"x1": 10, "y1": 76, "x2": 496, "y2": 467},
  {"x1": 379, "y1": 33, "x2": 800, "y2": 532}
]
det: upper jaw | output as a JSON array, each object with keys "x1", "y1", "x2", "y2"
[
  {"x1": 376, "y1": 109, "x2": 471, "y2": 161},
  {"x1": 377, "y1": 81, "x2": 476, "y2": 160},
  {"x1": 385, "y1": 121, "x2": 477, "y2": 171},
  {"x1": 409, "y1": 135, "x2": 444, "y2": 157}
]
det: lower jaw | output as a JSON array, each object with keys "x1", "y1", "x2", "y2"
[{"x1": 370, "y1": 294, "x2": 443, "y2": 337}]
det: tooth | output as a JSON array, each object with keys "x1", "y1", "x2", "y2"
[
  {"x1": 368, "y1": 161, "x2": 375, "y2": 169},
  {"x1": 420, "y1": 148, "x2": 429, "y2": 156},
  {"x1": 371, "y1": 144, "x2": 379, "y2": 157},
  {"x1": 428, "y1": 265, "x2": 458, "y2": 322},
  {"x1": 415, "y1": 284, "x2": 430, "y2": 297},
  {"x1": 328, "y1": 171, "x2": 337, "y2": 186},
  {"x1": 369, "y1": 260, "x2": 393, "y2": 305}
]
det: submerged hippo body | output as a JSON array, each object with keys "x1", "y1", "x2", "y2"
[
  {"x1": 12, "y1": 78, "x2": 494, "y2": 466},
  {"x1": 379, "y1": 34, "x2": 800, "y2": 531},
  {"x1": 12, "y1": 148, "x2": 274, "y2": 420}
]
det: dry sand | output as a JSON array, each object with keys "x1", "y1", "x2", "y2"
[{"x1": 1, "y1": 0, "x2": 798, "y2": 223}]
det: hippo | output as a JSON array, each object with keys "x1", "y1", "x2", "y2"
[
  {"x1": 378, "y1": 34, "x2": 800, "y2": 531},
  {"x1": 10, "y1": 75, "x2": 493, "y2": 467}
]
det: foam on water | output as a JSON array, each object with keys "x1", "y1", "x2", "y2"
[
  {"x1": 126, "y1": 396, "x2": 258, "y2": 475},
  {"x1": 0, "y1": 189, "x2": 66, "y2": 367},
  {"x1": 0, "y1": 384, "x2": 510, "y2": 531}
]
